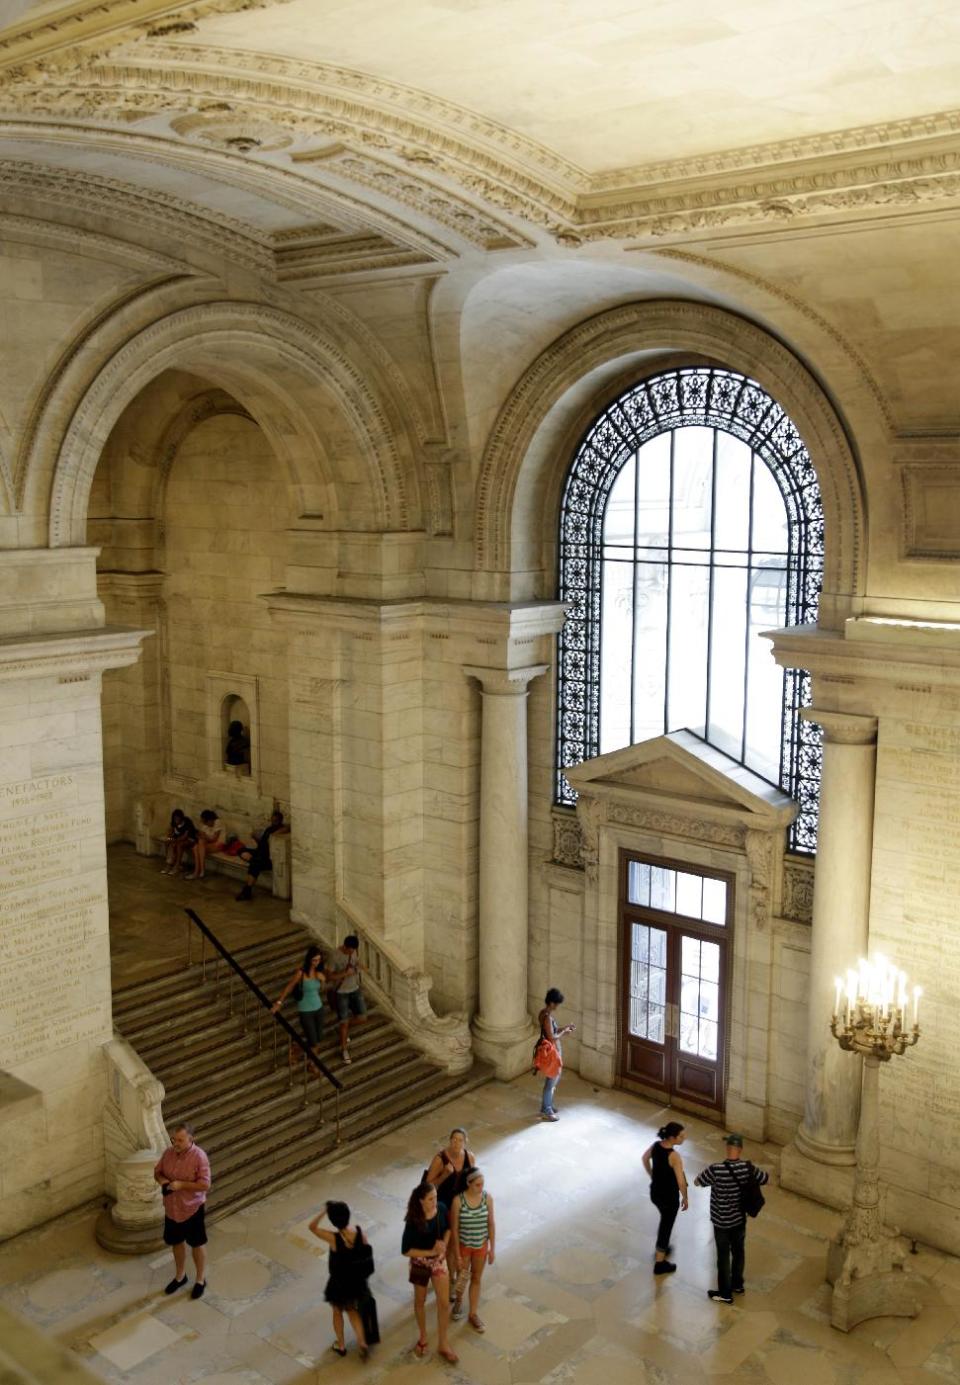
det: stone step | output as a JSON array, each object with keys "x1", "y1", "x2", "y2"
[
  {"x1": 161, "y1": 1013, "x2": 393, "y2": 1104},
  {"x1": 209, "y1": 1057, "x2": 455, "y2": 1179},
  {"x1": 206, "y1": 1061, "x2": 491, "y2": 1221},
  {"x1": 168, "y1": 1028, "x2": 406, "y2": 1136},
  {"x1": 198, "y1": 1041, "x2": 418, "y2": 1157},
  {"x1": 111, "y1": 941, "x2": 308, "y2": 1022},
  {"x1": 111, "y1": 912, "x2": 493, "y2": 1225}
]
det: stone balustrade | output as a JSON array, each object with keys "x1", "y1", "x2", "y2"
[
  {"x1": 334, "y1": 906, "x2": 473, "y2": 1075},
  {"x1": 96, "y1": 1038, "x2": 168, "y2": 1253}
]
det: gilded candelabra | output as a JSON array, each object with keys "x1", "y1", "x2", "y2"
[{"x1": 826, "y1": 956, "x2": 922, "y2": 1331}]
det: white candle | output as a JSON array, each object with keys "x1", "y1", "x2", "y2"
[
  {"x1": 834, "y1": 977, "x2": 843, "y2": 1017},
  {"x1": 913, "y1": 986, "x2": 922, "y2": 1027}
]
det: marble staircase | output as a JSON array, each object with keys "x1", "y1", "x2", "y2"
[{"x1": 111, "y1": 923, "x2": 491, "y2": 1220}]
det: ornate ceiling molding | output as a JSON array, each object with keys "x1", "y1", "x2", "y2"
[
  {"x1": 3, "y1": 37, "x2": 960, "y2": 245},
  {"x1": 273, "y1": 226, "x2": 437, "y2": 281},
  {"x1": 0, "y1": 157, "x2": 273, "y2": 267},
  {"x1": 0, "y1": 210, "x2": 187, "y2": 272},
  {"x1": 0, "y1": 0, "x2": 293, "y2": 67},
  {"x1": 293, "y1": 146, "x2": 533, "y2": 251}
]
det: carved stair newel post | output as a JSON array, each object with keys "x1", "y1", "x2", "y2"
[
  {"x1": 465, "y1": 664, "x2": 548, "y2": 1078},
  {"x1": 784, "y1": 709, "x2": 878, "y2": 1201}
]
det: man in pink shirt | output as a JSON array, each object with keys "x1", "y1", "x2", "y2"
[{"x1": 153, "y1": 1123, "x2": 212, "y2": 1299}]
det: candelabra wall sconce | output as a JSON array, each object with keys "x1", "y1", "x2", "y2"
[{"x1": 826, "y1": 956, "x2": 922, "y2": 1332}]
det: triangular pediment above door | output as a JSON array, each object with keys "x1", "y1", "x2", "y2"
[{"x1": 565, "y1": 730, "x2": 796, "y2": 828}]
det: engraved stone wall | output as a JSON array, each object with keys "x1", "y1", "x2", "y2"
[{"x1": 0, "y1": 672, "x2": 114, "y2": 1239}]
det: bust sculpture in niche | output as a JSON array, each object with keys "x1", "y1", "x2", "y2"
[{"x1": 225, "y1": 718, "x2": 251, "y2": 775}]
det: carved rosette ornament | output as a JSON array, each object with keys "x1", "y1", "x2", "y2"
[
  {"x1": 781, "y1": 857, "x2": 815, "y2": 924},
  {"x1": 551, "y1": 809, "x2": 584, "y2": 869}
]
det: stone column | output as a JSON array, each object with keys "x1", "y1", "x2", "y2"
[
  {"x1": 785, "y1": 709, "x2": 878, "y2": 1199},
  {"x1": 464, "y1": 664, "x2": 548, "y2": 1078}
]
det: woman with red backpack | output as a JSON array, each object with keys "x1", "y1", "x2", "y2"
[{"x1": 534, "y1": 987, "x2": 575, "y2": 1122}]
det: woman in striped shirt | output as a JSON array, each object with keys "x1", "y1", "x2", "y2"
[{"x1": 449, "y1": 1167, "x2": 495, "y2": 1332}]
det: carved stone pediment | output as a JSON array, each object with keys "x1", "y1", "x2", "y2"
[{"x1": 565, "y1": 730, "x2": 797, "y2": 830}]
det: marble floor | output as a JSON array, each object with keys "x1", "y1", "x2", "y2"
[
  {"x1": 2, "y1": 1076, "x2": 960, "y2": 1383},
  {"x1": 108, "y1": 843, "x2": 295, "y2": 989}
]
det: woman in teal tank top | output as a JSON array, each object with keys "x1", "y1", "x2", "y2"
[
  {"x1": 272, "y1": 946, "x2": 326, "y2": 1052},
  {"x1": 449, "y1": 1168, "x2": 495, "y2": 1333}
]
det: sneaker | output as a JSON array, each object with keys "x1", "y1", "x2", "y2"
[
  {"x1": 164, "y1": 1275, "x2": 187, "y2": 1295},
  {"x1": 191, "y1": 1281, "x2": 206, "y2": 1300},
  {"x1": 653, "y1": 1261, "x2": 676, "y2": 1276},
  {"x1": 539, "y1": 1111, "x2": 560, "y2": 1122},
  {"x1": 707, "y1": 1290, "x2": 733, "y2": 1304},
  {"x1": 733, "y1": 1285, "x2": 745, "y2": 1295},
  {"x1": 451, "y1": 1294, "x2": 463, "y2": 1321},
  {"x1": 341, "y1": 1049, "x2": 352, "y2": 1064}
]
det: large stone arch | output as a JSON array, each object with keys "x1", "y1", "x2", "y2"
[
  {"x1": 44, "y1": 298, "x2": 422, "y2": 547},
  {"x1": 475, "y1": 300, "x2": 866, "y2": 624}
]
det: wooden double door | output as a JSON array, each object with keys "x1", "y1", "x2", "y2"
[{"x1": 619, "y1": 852, "x2": 731, "y2": 1115}]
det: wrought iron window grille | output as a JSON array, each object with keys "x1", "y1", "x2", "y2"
[{"x1": 556, "y1": 366, "x2": 823, "y2": 854}]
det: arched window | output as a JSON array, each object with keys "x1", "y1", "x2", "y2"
[{"x1": 556, "y1": 366, "x2": 823, "y2": 853}]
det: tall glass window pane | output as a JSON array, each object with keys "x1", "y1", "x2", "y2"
[{"x1": 557, "y1": 366, "x2": 824, "y2": 853}]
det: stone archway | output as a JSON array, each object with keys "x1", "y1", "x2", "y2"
[
  {"x1": 44, "y1": 298, "x2": 424, "y2": 548},
  {"x1": 475, "y1": 299, "x2": 866, "y2": 624}
]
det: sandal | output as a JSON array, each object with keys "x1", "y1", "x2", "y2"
[
  {"x1": 468, "y1": 1313, "x2": 485, "y2": 1332},
  {"x1": 413, "y1": 1339, "x2": 429, "y2": 1358},
  {"x1": 437, "y1": 1347, "x2": 459, "y2": 1364},
  {"x1": 331, "y1": 1344, "x2": 347, "y2": 1357}
]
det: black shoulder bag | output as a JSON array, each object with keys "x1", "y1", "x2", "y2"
[{"x1": 739, "y1": 1162, "x2": 765, "y2": 1218}]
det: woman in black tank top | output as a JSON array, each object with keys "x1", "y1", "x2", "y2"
[{"x1": 642, "y1": 1121, "x2": 688, "y2": 1276}]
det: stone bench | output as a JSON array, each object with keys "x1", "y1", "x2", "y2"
[{"x1": 151, "y1": 822, "x2": 291, "y2": 899}]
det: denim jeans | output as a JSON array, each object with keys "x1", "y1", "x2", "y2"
[
  {"x1": 713, "y1": 1222, "x2": 746, "y2": 1297},
  {"x1": 541, "y1": 1073, "x2": 560, "y2": 1114}
]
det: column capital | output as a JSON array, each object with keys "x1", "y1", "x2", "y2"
[
  {"x1": 464, "y1": 664, "x2": 549, "y2": 696},
  {"x1": 801, "y1": 708, "x2": 878, "y2": 745}
]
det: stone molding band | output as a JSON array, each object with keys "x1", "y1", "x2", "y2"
[{"x1": 800, "y1": 708, "x2": 879, "y2": 746}]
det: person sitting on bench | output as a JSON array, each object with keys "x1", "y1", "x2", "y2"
[{"x1": 235, "y1": 809, "x2": 289, "y2": 901}]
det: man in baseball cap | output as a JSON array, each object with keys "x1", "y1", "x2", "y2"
[{"x1": 694, "y1": 1135, "x2": 769, "y2": 1303}]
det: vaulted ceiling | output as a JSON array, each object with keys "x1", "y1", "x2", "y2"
[{"x1": 1, "y1": 0, "x2": 958, "y2": 430}]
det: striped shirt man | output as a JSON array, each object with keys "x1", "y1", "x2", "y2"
[{"x1": 694, "y1": 1155, "x2": 769, "y2": 1227}]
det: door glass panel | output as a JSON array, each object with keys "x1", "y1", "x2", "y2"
[
  {"x1": 628, "y1": 861, "x2": 651, "y2": 907},
  {"x1": 650, "y1": 866, "x2": 676, "y2": 912},
  {"x1": 702, "y1": 877, "x2": 727, "y2": 925},
  {"x1": 676, "y1": 871, "x2": 703, "y2": 919},
  {"x1": 679, "y1": 935, "x2": 722, "y2": 1059},
  {"x1": 628, "y1": 858, "x2": 727, "y2": 926},
  {"x1": 629, "y1": 922, "x2": 668, "y2": 1044}
]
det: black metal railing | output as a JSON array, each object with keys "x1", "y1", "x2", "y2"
[{"x1": 183, "y1": 908, "x2": 342, "y2": 1141}]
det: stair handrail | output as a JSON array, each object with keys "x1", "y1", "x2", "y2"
[{"x1": 183, "y1": 908, "x2": 344, "y2": 1103}]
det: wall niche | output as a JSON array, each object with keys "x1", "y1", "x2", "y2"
[{"x1": 206, "y1": 672, "x2": 260, "y2": 798}]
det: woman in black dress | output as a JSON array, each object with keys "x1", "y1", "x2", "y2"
[
  {"x1": 642, "y1": 1121, "x2": 689, "y2": 1275},
  {"x1": 309, "y1": 1201, "x2": 371, "y2": 1359}
]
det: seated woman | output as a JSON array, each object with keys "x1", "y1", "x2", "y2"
[
  {"x1": 161, "y1": 808, "x2": 196, "y2": 876},
  {"x1": 235, "y1": 809, "x2": 289, "y2": 901},
  {"x1": 188, "y1": 809, "x2": 227, "y2": 880}
]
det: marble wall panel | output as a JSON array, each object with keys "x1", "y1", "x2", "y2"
[
  {"x1": 867, "y1": 713, "x2": 960, "y2": 1253},
  {"x1": 0, "y1": 672, "x2": 113, "y2": 1239}
]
